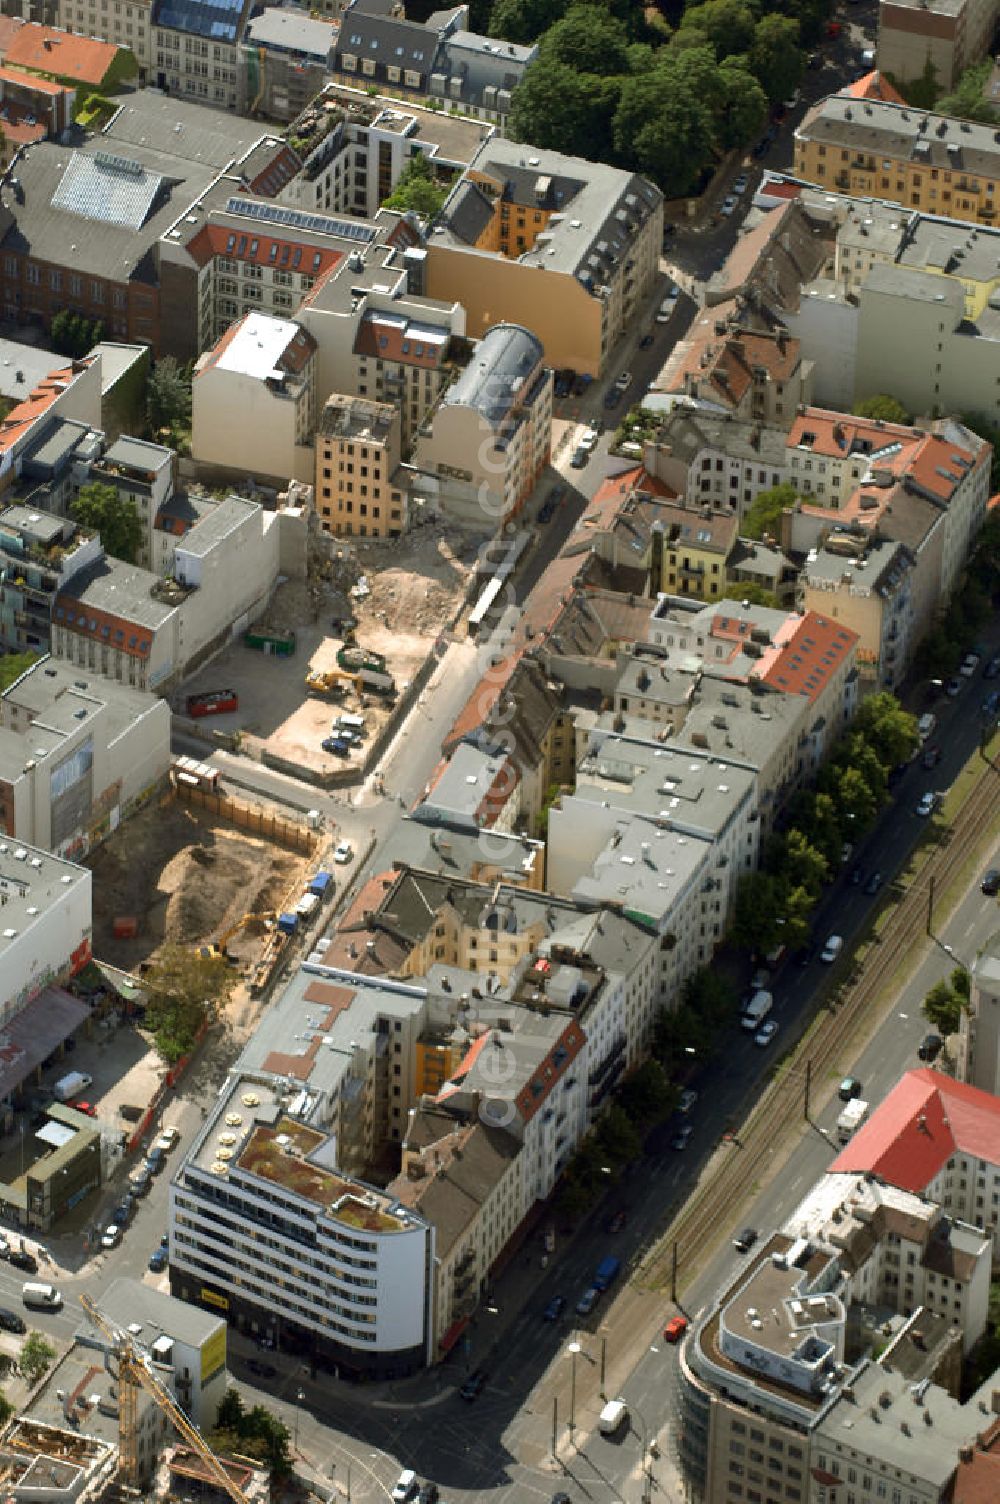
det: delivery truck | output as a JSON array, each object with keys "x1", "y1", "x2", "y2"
[
  {"x1": 53, "y1": 1071, "x2": 92, "y2": 1102},
  {"x1": 593, "y1": 1255, "x2": 621, "y2": 1291},
  {"x1": 836, "y1": 1098, "x2": 870, "y2": 1144}
]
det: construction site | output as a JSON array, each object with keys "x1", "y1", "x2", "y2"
[
  {"x1": 86, "y1": 791, "x2": 316, "y2": 979},
  {"x1": 179, "y1": 522, "x2": 474, "y2": 776}
]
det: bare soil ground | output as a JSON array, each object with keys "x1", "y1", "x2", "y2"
[
  {"x1": 86, "y1": 794, "x2": 312, "y2": 972},
  {"x1": 182, "y1": 526, "x2": 474, "y2": 773}
]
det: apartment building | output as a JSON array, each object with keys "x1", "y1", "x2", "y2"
[
  {"x1": 676, "y1": 1170, "x2": 992, "y2": 1504},
  {"x1": 349, "y1": 304, "x2": 455, "y2": 452},
  {"x1": 192, "y1": 314, "x2": 317, "y2": 487},
  {"x1": 652, "y1": 320, "x2": 814, "y2": 424},
  {"x1": 0, "y1": 357, "x2": 102, "y2": 498},
  {"x1": 331, "y1": 0, "x2": 537, "y2": 129},
  {"x1": 414, "y1": 322, "x2": 552, "y2": 526},
  {"x1": 416, "y1": 742, "x2": 521, "y2": 834},
  {"x1": 0, "y1": 504, "x2": 102, "y2": 654},
  {"x1": 238, "y1": 9, "x2": 335, "y2": 122},
  {"x1": 2, "y1": 22, "x2": 133, "y2": 89},
  {"x1": 877, "y1": 0, "x2": 1000, "y2": 90},
  {"x1": 55, "y1": 0, "x2": 152, "y2": 78},
  {"x1": 800, "y1": 536, "x2": 916, "y2": 688},
  {"x1": 0, "y1": 654, "x2": 169, "y2": 858},
  {"x1": 426, "y1": 138, "x2": 663, "y2": 378},
  {"x1": 314, "y1": 392, "x2": 407, "y2": 538},
  {"x1": 0, "y1": 65, "x2": 74, "y2": 150},
  {"x1": 645, "y1": 407, "x2": 789, "y2": 519},
  {"x1": 51, "y1": 495, "x2": 279, "y2": 692},
  {"x1": 86, "y1": 436, "x2": 174, "y2": 571},
  {"x1": 150, "y1": 0, "x2": 256, "y2": 110},
  {"x1": 832, "y1": 1068, "x2": 1000, "y2": 1253},
  {"x1": 794, "y1": 97, "x2": 1000, "y2": 227},
  {"x1": 0, "y1": 838, "x2": 90, "y2": 1032},
  {"x1": 960, "y1": 933, "x2": 1000, "y2": 1095},
  {"x1": 0, "y1": 91, "x2": 292, "y2": 353}
]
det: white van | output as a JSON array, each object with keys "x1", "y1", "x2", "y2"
[
  {"x1": 599, "y1": 1398, "x2": 630, "y2": 1436},
  {"x1": 741, "y1": 990, "x2": 773, "y2": 1030},
  {"x1": 821, "y1": 934, "x2": 843, "y2": 963},
  {"x1": 22, "y1": 1282, "x2": 61, "y2": 1310},
  {"x1": 917, "y1": 712, "x2": 936, "y2": 741},
  {"x1": 335, "y1": 713, "x2": 365, "y2": 733}
]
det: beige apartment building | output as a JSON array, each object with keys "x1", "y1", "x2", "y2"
[
  {"x1": 425, "y1": 138, "x2": 662, "y2": 377},
  {"x1": 56, "y1": 0, "x2": 152, "y2": 77},
  {"x1": 794, "y1": 97, "x2": 1000, "y2": 226},
  {"x1": 314, "y1": 393, "x2": 407, "y2": 538},
  {"x1": 414, "y1": 322, "x2": 551, "y2": 527},
  {"x1": 877, "y1": 0, "x2": 999, "y2": 90},
  {"x1": 191, "y1": 314, "x2": 316, "y2": 487}
]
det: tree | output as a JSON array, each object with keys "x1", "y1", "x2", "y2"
[
  {"x1": 621, "y1": 1058, "x2": 677, "y2": 1125},
  {"x1": 676, "y1": 0, "x2": 756, "y2": 59},
  {"x1": 143, "y1": 943, "x2": 235, "y2": 1065},
  {"x1": 147, "y1": 356, "x2": 192, "y2": 437},
  {"x1": 779, "y1": 883, "x2": 814, "y2": 951},
  {"x1": 853, "y1": 692, "x2": 919, "y2": 770},
  {"x1": 749, "y1": 14, "x2": 803, "y2": 103},
  {"x1": 210, "y1": 1389, "x2": 291, "y2": 1476},
  {"x1": 19, "y1": 1332, "x2": 55, "y2": 1386},
  {"x1": 71, "y1": 482, "x2": 143, "y2": 564},
  {"x1": 50, "y1": 309, "x2": 105, "y2": 360},
  {"x1": 714, "y1": 57, "x2": 769, "y2": 151},
  {"x1": 538, "y1": 3, "x2": 631, "y2": 73},
  {"x1": 510, "y1": 61, "x2": 620, "y2": 162},
  {"x1": 852, "y1": 394, "x2": 910, "y2": 424},
  {"x1": 489, "y1": 0, "x2": 565, "y2": 43},
  {"x1": 831, "y1": 764, "x2": 879, "y2": 831},
  {"x1": 922, "y1": 976, "x2": 964, "y2": 1036},
  {"x1": 721, "y1": 581, "x2": 780, "y2": 608},
  {"x1": 593, "y1": 1103, "x2": 642, "y2": 1165},
  {"x1": 774, "y1": 828, "x2": 829, "y2": 900},
  {"x1": 742, "y1": 482, "x2": 797, "y2": 540},
  {"x1": 937, "y1": 59, "x2": 998, "y2": 124},
  {"x1": 731, "y1": 870, "x2": 785, "y2": 952},
  {"x1": 613, "y1": 59, "x2": 715, "y2": 194},
  {"x1": 382, "y1": 154, "x2": 449, "y2": 220}
]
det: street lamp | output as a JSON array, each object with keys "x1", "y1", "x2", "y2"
[
  {"x1": 294, "y1": 1387, "x2": 305, "y2": 1452},
  {"x1": 567, "y1": 1342, "x2": 581, "y2": 1437}
]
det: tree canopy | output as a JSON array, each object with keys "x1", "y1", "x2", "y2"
[
  {"x1": 71, "y1": 482, "x2": 143, "y2": 565},
  {"x1": 742, "y1": 482, "x2": 797, "y2": 541},
  {"x1": 147, "y1": 356, "x2": 192, "y2": 439},
  {"x1": 383, "y1": 153, "x2": 450, "y2": 220},
  {"x1": 853, "y1": 394, "x2": 910, "y2": 424},
  {"x1": 50, "y1": 311, "x2": 105, "y2": 361},
  {"x1": 143, "y1": 944, "x2": 235, "y2": 1065},
  {"x1": 210, "y1": 1389, "x2": 292, "y2": 1476},
  {"x1": 19, "y1": 1333, "x2": 55, "y2": 1386}
]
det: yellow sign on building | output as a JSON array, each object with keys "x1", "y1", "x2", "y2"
[{"x1": 200, "y1": 1322, "x2": 227, "y2": 1385}]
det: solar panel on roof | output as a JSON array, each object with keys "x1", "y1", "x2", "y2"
[
  {"x1": 52, "y1": 152, "x2": 164, "y2": 230},
  {"x1": 224, "y1": 197, "x2": 376, "y2": 243}
]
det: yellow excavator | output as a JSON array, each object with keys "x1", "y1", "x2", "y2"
[
  {"x1": 195, "y1": 911, "x2": 277, "y2": 963},
  {"x1": 305, "y1": 666, "x2": 360, "y2": 697}
]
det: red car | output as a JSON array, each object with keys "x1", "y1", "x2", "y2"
[
  {"x1": 664, "y1": 1315, "x2": 689, "y2": 1343},
  {"x1": 71, "y1": 1100, "x2": 97, "y2": 1117},
  {"x1": 826, "y1": 20, "x2": 842, "y2": 36}
]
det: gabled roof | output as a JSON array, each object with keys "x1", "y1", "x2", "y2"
[
  {"x1": 830, "y1": 1068, "x2": 1000, "y2": 1191},
  {"x1": 841, "y1": 69, "x2": 906, "y2": 104},
  {"x1": 5, "y1": 24, "x2": 121, "y2": 85},
  {"x1": 754, "y1": 608, "x2": 857, "y2": 703}
]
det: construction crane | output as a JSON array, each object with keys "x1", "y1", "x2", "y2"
[
  {"x1": 78, "y1": 1294, "x2": 250, "y2": 1504},
  {"x1": 195, "y1": 911, "x2": 277, "y2": 963}
]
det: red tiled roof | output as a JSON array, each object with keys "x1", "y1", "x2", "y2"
[
  {"x1": 0, "y1": 362, "x2": 79, "y2": 453},
  {"x1": 353, "y1": 310, "x2": 447, "y2": 369},
  {"x1": 830, "y1": 1069, "x2": 1000, "y2": 1191},
  {"x1": 0, "y1": 16, "x2": 26, "y2": 56},
  {"x1": 662, "y1": 325, "x2": 802, "y2": 409},
  {"x1": 755, "y1": 609, "x2": 858, "y2": 703},
  {"x1": 842, "y1": 69, "x2": 906, "y2": 104},
  {"x1": 185, "y1": 223, "x2": 343, "y2": 282},
  {"x1": 0, "y1": 62, "x2": 68, "y2": 95},
  {"x1": 5, "y1": 24, "x2": 120, "y2": 85},
  {"x1": 952, "y1": 1418, "x2": 1000, "y2": 1504},
  {"x1": 444, "y1": 652, "x2": 520, "y2": 753},
  {"x1": 514, "y1": 1020, "x2": 586, "y2": 1124}
]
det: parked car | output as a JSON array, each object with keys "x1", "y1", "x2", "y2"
[
  {"x1": 129, "y1": 1169, "x2": 153, "y2": 1197},
  {"x1": 755, "y1": 1020, "x2": 779, "y2": 1047},
  {"x1": 112, "y1": 1196, "x2": 135, "y2": 1224},
  {"x1": 839, "y1": 1076, "x2": 863, "y2": 1102},
  {"x1": 322, "y1": 736, "x2": 351, "y2": 757},
  {"x1": 146, "y1": 1148, "x2": 166, "y2": 1176},
  {"x1": 576, "y1": 1286, "x2": 600, "y2": 1316},
  {"x1": 678, "y1": 1089, "x2": 698, "y2": 1114},
  {"x1": 148, "y1": 1247, "x2": 168, "y2": 1272},
  {"x1": 614, "y1": 371, "x2": 633, "y2": 393},
  {"x1": 671, "y1": 1124, "x2": 694, "y2": 1151},
  {"x1": 246, "y1": 1358, "x2": 277, "y2": 1378},
  {"x1": 8, "y1": 1249, "x2": 37, "y2": 1274},
  {"x1": 945, "y1": 677, "x2": 963, "y2": 698},
  {"x1": 984, "y1": 655, "x2": 1000, "y2": 679},
  {"x1": 982, "y1": 690, "x2": 1000, "y2": 718},
  {"x1": 918, "y1": 1032, "x2": 943, "y2": 1061},
  {"x1": 849, "y1": 866, "x2": 863, "y2": 886},
  {"x1": 664, "y1": 1315, "x2": 689, "y2": 1343},
  {"x1": 864, "y1": 872, "x2": 883, "y2": 895},
  {"x1": 922, "y1": 744, "x2": 941, "y2": 769},
  {"x1": 571, "y1": 445, "x2": 589, "y2": 466},
  {"x1": 460, "y1": 1371, "x2": 487, "y2": 1401},
  {"x1": 578, "y1": 427, "x2": 598, "y2": 453},
  {"x1": 982, "y1": 868, "x2": 1000, "y2": 896},
  {"x1": 733, "y1": 1227, "x2": 758, "y2": 1253},
  {"x1": 606, "y1": 1210, "x2": 627, "y2": 1234},
  {"x1": 553, "y1": 369, "x2": 573, "y2": 398},
  {"x1": 572, "y1": 373, "x2": 591, "y2": 398},
  {"x1": 720, "y1": 194, "x2": 738, "y2": 216},
  {"x1": 543, "y1": 1295, "x2": 566, "y2": 1321},
  {"x1": 0, "y1": 1308, "x2": 25, "y2": 1334},
  {"x1": 915, "y1": 791, "x2": 939, "y2": 817},
  {"x1": 732, "y1": 173, "x2": 749, "y2": 194},
  {"x1": 155, "y1": 1126, "x2": 180, "y2": 1153},
  {"x1": 603, "y1": 389, "x2": 621, "y2": 410},
  {"x1": 821, "y1": 933, "x2": 843, "y2": 963},
  {"x1": 391, "y1": 1472, "x2": 419, "y2": 1503},
  {"x1": 334, "y1": 841, "x2": 353, "y2": 864},
  {"x1": 639, "y1": 333, "x2": 654, "y2": 349},
  {"x1": 100, "y1": 1225, "x2": 122, "y2": 1251},
  {"x1": 960, "y1": 652, "x2": 981, "y2": 678}
]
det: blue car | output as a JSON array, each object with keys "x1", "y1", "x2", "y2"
[
  {"x1": 148, "y1": 1247, "x2": 168, "y2": 1273},
  {"x1": 322, "y1": 736, "x2": 351, "y2": 756},
  {"x1": 543, "y1": 1295, "x2": 565, "y2": 1321}
]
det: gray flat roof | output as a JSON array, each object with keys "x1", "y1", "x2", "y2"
[
  {"x1": 88, "y1": 340, "x2": 149, "y2": 393},
  {"x1": 104, "y1": 436, "x2": 173, "y2": 474},
  {"x1": 798, "y1": 95, "x2": 1000, "y2": 177},
  {"x1": 56, "y1": 557, "x2": 176, "y2": 633},
  {"x1": 569, "y1": 807, "x2": 707, "y2": 923},
  {"x1": 803, "y1": 537, "x2": 911, "y2": 590},
  {"x1": 247, "y1": 6, "x2": 335, "y2": 58},
  {"x1": 574, "y1": 729, "x2": 757, "y2": 838},
  {"x1": 79, "y1": 1275, "x2": 225, "y2": 1349},
  {"x1": 0, "y1": 503, "x2": 64, "y2": 543},
  {"x1": 0, "y1": 340, "x2": 64, "y2": 401},
  {"x1": 176, "y1": 495, "x2": 261, "y2": 558},
  {"x1": 3, "y1": 656, "x2": 164, "y2": 750}
]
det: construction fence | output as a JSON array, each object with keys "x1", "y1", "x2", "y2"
[{"x1": 173, "y1": 780, "x2": 318, "y2": 855}]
